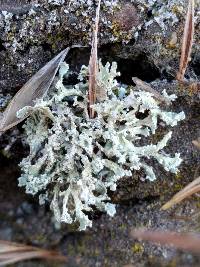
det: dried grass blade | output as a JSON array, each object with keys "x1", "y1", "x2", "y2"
[
  {"x1": 0, "y1": 240, "x2": 67, "y2": 266},
  {"x1": 161, "y1": 176, "x2": 200, "y2": 210},
  {"x1": 177, "y1": 0, "x2": 194, "y2": 81},
  {"x1": 131, "y1": 228, "x2": 200, "y2": 253},
  {"x1": 88, "y1": 0, "x2": 101, "y2": 118},
  {"x1": 0, "y1": 47, "x2": 70, "y2": 133}
]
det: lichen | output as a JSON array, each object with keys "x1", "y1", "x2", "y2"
[
  {"x1": 137, "y1": 0, "x2": 185, "y2": 31},
  {"x1": 17, "y1": 61, "x2": 185, "y2": 230}
]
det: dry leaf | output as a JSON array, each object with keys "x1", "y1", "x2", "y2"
[
  {"x1": 0, "y1": 240, "x2": 67, "y2": 266},
  {"x1": 131, "y1": 228, "x2": 200, "y2": 254},
  {"x1": 177, "y1": 0, "x2": 194, "y2": 81},
  {"x1": 161, "y1": 176, "x2": 200, "y2": 210},
  {"x1": 132, "y1": 77, "x2": 170, "y2": 104},
  {"x1": 0, "y1": 47, "x2": 70, "y2": 132},
  {"x1": 88, "y1": 0, "x2": 101, "y2": 118}
]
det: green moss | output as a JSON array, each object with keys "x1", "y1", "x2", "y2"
[
  {"x1": 32, "y1": 233, "x2": 47, "y2": 243},
  {"x1": 76, "y1": 241, "x2": 86, "y2": 255},
  {"x1": 174, "y1": 172, "x2": 182, "y2": 180},
  {"x1": 65, "y1": 243, "x2": 76, "y2": 256},
  {"x1": 174, "y1": 183, "x2": 183, "y2": 191},
  {"x1": 119, "y1": 223, "x2": 126, "y2": 230},
  {"x1": 0, "y1": 149, "x2": 11, "y2": 159},
  {"x1": 196, "y1": 200, "x2": 200, "y2": 209},
  {"x1": 93, "y1": 248, "x2": 100, "y2": 257},
  {"x1": 132, "y1": 243, "x2": 144, "y2": 254},
  {"x1": 110, "y1": 21, "x2": 132, "y2": 42},
  {"x1": 46, "y1": 33, "x2": 65, "y2": 51}
]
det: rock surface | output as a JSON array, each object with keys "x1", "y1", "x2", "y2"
[
  {"x1": 0, "y1": 0, "x2": 200, "y2": 96},
  {"x1": 0, "y1": 0, "x2": 200, "y2": 266}
]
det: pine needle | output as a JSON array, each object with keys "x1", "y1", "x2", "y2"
[
  {"x1": 88, "y1": 0, "x2": 101, "y2": 118},
  {"x1": 161, "y1": 176, "x2": 200, "y2": 210},
  {"x1": 0, "y1": 240, "x2": 67, "y2": 266},
  {"x1": 177, "y1": 0, "x2": 194, "y2": 81},
  {"x1": 132, "y1": 77, "x2": 170, "y2": 104},
  {"x1": 131, "y1": 228, "x2": 200, "y2": 254}
]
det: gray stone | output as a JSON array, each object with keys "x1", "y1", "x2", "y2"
[{"x1": 0, "y1": 1, "x2": 200, "y2": 266}]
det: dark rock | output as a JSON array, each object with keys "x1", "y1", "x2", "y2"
[{"x1": 0, "y1": 1, "x2": 200, "y2": 266}]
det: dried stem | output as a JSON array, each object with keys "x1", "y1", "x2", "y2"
[
  {"x1": 177, "y1": 0, "x2": 194, "y2": 81},
  {"x1": 88, "y1": 0, "x2": 101, "y2": 118},
  {"x1": 161, "y1": 176, "x2": 200, "y2": 210},
  {"x1": 131, "y1": 228, "x2": 200, "y2": 254},
  {"x1": 0, "y1": 240, "x2": 67, "y2": 266},
  {"x1": 132, "y1": 77, "x2": 170, "y2": 104}
]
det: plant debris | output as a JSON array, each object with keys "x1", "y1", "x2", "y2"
[
  {"x1": 0, "y1": 240, "x2": 67, "y2": 266},
  {"x1": 177, "y1": 0, "x2": 194, "y2": 81},
  {"x1": 131, "y1": 228, "x2": 200, "y2": 254},
  {"x1": 0, "y1": 48, "x2": 70, "y2": 133},
  {"x1": 162, "y1": 176, "x2": 200, "y2": 210},
  {"x1": 88, "y1": 0, "x2": 101, "y2": 118}
]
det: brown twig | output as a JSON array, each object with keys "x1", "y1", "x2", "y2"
[
  {"x1": 88, "y1": 0, "x2": 101, "y2": 118},
  {"x1": 131, "y1": 228, "x2": 200, "y2": 254},
  {"x1": 0, "y1": 240, "x2": 67, "y2": 266},
  {"x1": 177, "y1": 0, "x2": 194, "y2": 81},
  {"x1": 132, "y1": 77, "x2": 170, "y2": 104}
]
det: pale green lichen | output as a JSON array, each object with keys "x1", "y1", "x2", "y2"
[{"x1": 17, "y1": 61, "x2": 185, "y2": 230}]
